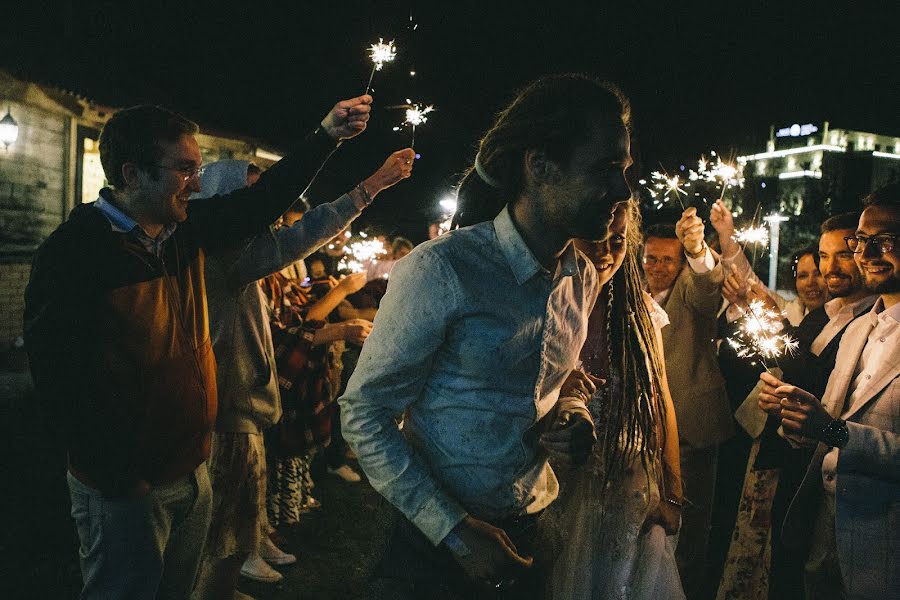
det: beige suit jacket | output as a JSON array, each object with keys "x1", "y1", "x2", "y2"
[
  {"x1": 660, "y1": 260, "x2": 732, "y2": 448},
  {"x1": 783, "y1": 308, "x2": 900, "y2": 600}
]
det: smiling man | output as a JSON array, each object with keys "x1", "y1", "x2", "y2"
[
  {"x1": 24, "y1": 97, "x2": 371, "y2": 599},
  {"x1": 760, "y1": 184, "x2": 900, "y2": 599}
]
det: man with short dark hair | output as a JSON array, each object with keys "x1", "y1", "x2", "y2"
[
  {"x1": 760, "y1": 184, "x2": 900, "y2": 599},
  {"x1": 642, "y1": 210, "x2": 728, "y2": 598},
  {"x1": 24, "y1": 96, "x2": 371, "y2": 599}
]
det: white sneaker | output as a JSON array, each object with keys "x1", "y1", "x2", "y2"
[
  {"x1": 327, "y1": 464, "x2": 362, "y2": 483},
  {"x1": 240, "y1": 553, "x2": 283, "y2": 583},
  {"x1": 260, "y1": 536, "x2": 297, "y2": 566}
]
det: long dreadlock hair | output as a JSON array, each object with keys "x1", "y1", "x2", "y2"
[
  {"x1": 453, "y1": 73, "x2": 631, "y2": 228},
  {"x1": 598, "y1": 199, "x2": 668, "y2": 484}
]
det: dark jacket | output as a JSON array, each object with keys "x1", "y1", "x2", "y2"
[{"x1": 24, "y1": 129, "x2": 337, "y2": 495}]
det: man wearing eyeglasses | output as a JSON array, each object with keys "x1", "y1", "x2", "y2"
[
  {"x1": 759, "y1": 183, "x2": 900, "y2": 599},
  {"x1": 641, "y1": 212, "x2": 728, "y2": 599},
  {"x1": 24, "y1": 97, "x2": 371, "y2": 599}
]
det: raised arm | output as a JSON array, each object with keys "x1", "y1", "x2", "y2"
[
  {"x1": 675, "y1": 206, "x2": 724, "y2": 314},
  {"x1": 188, "y1": 95, "x2": 373, "y2": 250},
  {"x1": 225, "y1": 148, "x2": 416, "y2": 288}
]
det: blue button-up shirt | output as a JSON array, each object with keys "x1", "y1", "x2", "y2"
[
  {"x1": 95, "y1": 189, "x2": 176, "y2": 258},
  {"x1": 340, "y1": 206, "x2": 598, "y2": 545}
]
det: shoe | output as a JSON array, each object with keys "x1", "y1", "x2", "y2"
[
  {"x1": 260, "y1": 535, "x2": 297, "y2": 566},
  {"x1": 240, "y1": 553, "x2": 283, "y2": 583},
  {"x1": 234, "y1": 592, "x2": 257, "y2": 600},
  {"x1": 328, "y1": 464, "x2": 362, "y2": 483}
]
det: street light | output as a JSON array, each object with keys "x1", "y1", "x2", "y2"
[
  {"x1": 0, "y1": 107, "x2": 19, "y2": 150},
  {"x1": 764, "y1": 213, "x2": 790, "y2": 290}
]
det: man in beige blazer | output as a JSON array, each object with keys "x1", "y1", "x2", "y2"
[
  {"x1": 643, "y1": 208, "x2": 728, "y2": 598},
  {"x1": 760, "y1": 185, "x2": 899, "y2": 599}
]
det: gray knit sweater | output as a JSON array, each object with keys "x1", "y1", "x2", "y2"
[{"x1": 199, "y1": 160, "x2": 361, "y2": 433}]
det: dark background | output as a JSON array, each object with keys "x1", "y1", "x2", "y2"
[{"x1": 2, "y1": 1, "x2": 897, "y2": 240}]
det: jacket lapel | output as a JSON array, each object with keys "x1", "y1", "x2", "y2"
[
  {"x1": 844, "y1": 349, "x2": 900, "y2": 419},
  {"x1": 820, "y1": 318, "x2": 872, "y2": 417}
]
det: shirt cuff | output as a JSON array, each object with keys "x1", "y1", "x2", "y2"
[
  {"x1": 409, "y1": 490, "x2": 469, "y2": 546},
  {"x1": 687, "y1": 247, "x2": 716, "y2": 274}
]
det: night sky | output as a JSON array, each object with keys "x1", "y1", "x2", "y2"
[{"x1": 3, "y1": 1, "x2": 897, "y2": 240}]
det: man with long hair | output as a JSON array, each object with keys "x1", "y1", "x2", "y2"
[{"x1": 340, "y1": 73, "x2": 632, "y2": 597}]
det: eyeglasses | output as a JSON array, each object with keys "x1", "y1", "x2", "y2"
[
  {"x1": 844, "y1": 234, "x2": 896, "y2": 254},
  {"x1": 145, "y1": 164, "x2": 204, "y2": 182},
  {"x1": 643, "y1": 256, "x2": 680, "y2": 267}
]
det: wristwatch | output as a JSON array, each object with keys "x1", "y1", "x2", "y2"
[{"x1": 820, "y1": 418, "x2": 849, "y2": 449}]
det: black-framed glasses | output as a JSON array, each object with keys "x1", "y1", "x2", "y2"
[
  {"x1": 844, "y1": 234, "x2": 896, "y2": 254},
  {"x1": 145, "y1": 164, "x2": 204, "y2": 182}
]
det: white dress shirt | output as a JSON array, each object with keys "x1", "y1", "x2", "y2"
[
  {"x1": 340, "y1": 206, "x2": 598, "y2": 545},
  {"x1": 820, "y1": 298, "x2": 900, "y2": 493},
  {"x1": 810, "y1": 295, "x2": 878, "y2": 356}
]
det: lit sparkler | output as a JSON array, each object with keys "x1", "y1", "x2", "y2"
[
  {"x1": 645, "y1": 170, "x2": 687, "y2": 209},
  {"x1": 365, "y1": 39, "x2": 397, "y2": 94},
  {"x1": 402, "y1": 99, "x2": 434, "y2": 147},
  {"x1": 727, "y1": 299, "x2": 799, "y2": 367},
  {"x1": 733, "y1": 226, "x2": 769, "y2": 247},
  {"x1": 338, "y1": 238, "x2": 388, "y2": 274}
]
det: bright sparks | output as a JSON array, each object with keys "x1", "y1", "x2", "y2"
[
  {"x1": 338, "y1": 238, "x2": 388, "y2": 274},
  {"x1": 727, "y1": 300, "x2": 799, "y2": 362},
  {"x1": 734, "y1": 226, "x2": 769, "y2": 246},
  {"x1": 404, "y1": 101, "x2": 434, "y2": 127},
  {"x1": 368, "y1": 39, "x2": 397, "y2": 71}
]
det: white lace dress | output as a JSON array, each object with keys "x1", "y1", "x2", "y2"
[{"x1": 539, "y1": 301, "x2": 684, "y2": 600}]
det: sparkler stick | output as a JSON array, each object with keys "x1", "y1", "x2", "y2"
[{"x1": 365, "y1": 39, "x2": 397, "y2": 95}]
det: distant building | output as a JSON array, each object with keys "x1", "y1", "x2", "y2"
[
  {"x1": 737, "y1": 121, "x2": 900, "y2": 217},
  {"x1": 0, "y1": 70, "x2": 284, "y2": 361}
]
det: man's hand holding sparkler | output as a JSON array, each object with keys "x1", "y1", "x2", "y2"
[
  {"x1": 757, "y1": 373, "x2": 833, "y2": 440},
  {"x1": 710, "y1": 199, "x2": 741, "y2": 258},
  {"x1": 320, "y1": 95, "x2": 373, "y2": 140},
  {"x1": 362, "y1": 148, "x2": 416, "y2": 197},
  {"x1": 676, "y1": 207, "x2": 708, "y2": 259}
]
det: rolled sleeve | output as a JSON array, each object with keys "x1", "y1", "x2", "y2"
[{"x1": 339, "y1": 247, "x2": 467, "y2": 545}]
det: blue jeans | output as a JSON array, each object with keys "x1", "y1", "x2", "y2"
[{"x1": 67, "y1": 464, "x2": 212, "y2": 600}]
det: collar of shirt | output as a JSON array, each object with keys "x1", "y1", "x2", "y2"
[
  {"x1": 652, "y1": 286, "x2": 673, "y2": 306},
  {"x1": 95, "y1": 189, "x2": 177, "y2": 256},
  {"x1": 824, "y1": 294, "x2": 875, "y2": 321},
  {"x1": 493, "y1": 205, "x2": 578, "y2": 285},
  {"x1": 870, "y1": 296, "x2": 900, "y2": 326}
]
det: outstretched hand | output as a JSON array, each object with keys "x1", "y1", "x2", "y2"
[
  {"x1": 363, "y1": 148, "x2": 416, "y2": 198},
  {"x1": 320, "y1": 95, "x2": 373, "y2": 140}
]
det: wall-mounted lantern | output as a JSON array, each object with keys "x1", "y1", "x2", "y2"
[{"x1": 0, "y1": 107, "x2": 19, "y2": 149}]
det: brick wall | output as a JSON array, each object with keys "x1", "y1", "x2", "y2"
[{"x1": 0, "y1": 262, "x2": 31, "y2": 350}]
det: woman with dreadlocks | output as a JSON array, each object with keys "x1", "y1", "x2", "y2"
[{"x1": 538, "y1": 199, "x2": 685, "y2": 599}]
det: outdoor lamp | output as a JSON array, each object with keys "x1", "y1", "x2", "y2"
[{"x1": 0, "y1": 108, "x2": 19, "y2": 149}]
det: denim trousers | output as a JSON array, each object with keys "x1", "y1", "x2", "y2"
[{"x1": 67, "y1": 463, "x2": 212, "y2": 600}]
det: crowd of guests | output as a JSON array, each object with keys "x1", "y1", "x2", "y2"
[{"x1": 22, "y1": 74, "x2": 898, "y2": 600}]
